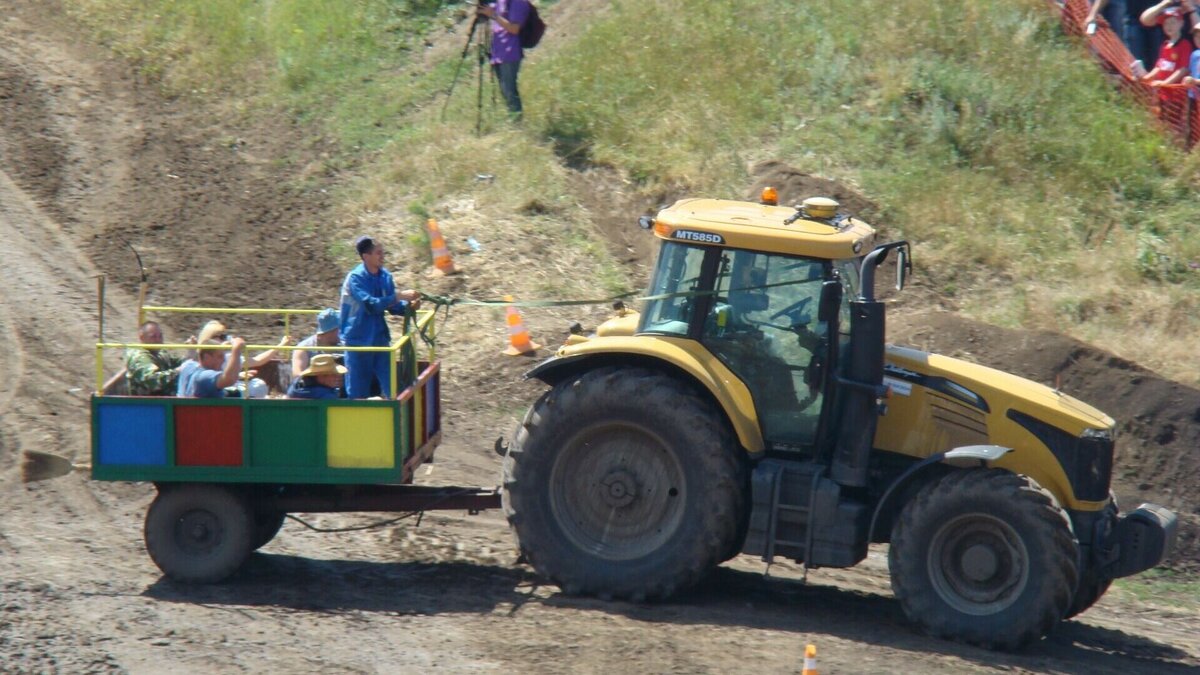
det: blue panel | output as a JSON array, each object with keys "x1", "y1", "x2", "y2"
[
  {"x1": 426, "y1": 374, "x2": 438, "y2": 437},
  {"x1": 98, "y1": 404, "x2": 167, "y2": 465}
]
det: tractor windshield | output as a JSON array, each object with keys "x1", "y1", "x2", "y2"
[{"x1": 639, "y1": 242, "x2": 708, "y2": 336}]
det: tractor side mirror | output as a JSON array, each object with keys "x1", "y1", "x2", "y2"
[
  {"x1": 817, "y1": 280, "x2": 843, "y2": 323},
  {"x1": 638, "y1": 216, "x2": 654, "y2": 230},
  {"x1": 896, "y1": 247, "x2": 909, "y2": 291}
]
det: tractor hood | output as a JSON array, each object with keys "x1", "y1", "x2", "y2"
[{"x1": 883, "y1": 345, "x2": 1113, "y2": 434}]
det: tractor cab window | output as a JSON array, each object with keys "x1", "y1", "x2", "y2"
[
  {"x1": 639, "y1": 242, "x2": 708, "y2": 336},
  {"x1": 701, "y1": 250, "x2": 829, "y2": 448}
]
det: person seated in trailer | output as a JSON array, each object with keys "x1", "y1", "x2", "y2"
[
  {"x1": 292, "y1": 308, "x2": 342, "y2": 377},
  {"x1": 198, "y1": 319, "x2": 292, "y2": 371},
  {"x1": 124, "y1": 321, "x2": 193, "y2": 396},
  {"x1": 177, "y1": 338, "x2": 247, "y2": 398},
  {"x1": 285, "y1": 354, "x2": 347, "y2": 400},
  {"x1": 197, "y1": 319, "x2": 292, "y2": 397}
]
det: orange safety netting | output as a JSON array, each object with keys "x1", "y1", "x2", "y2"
[{"x1": 1051, "y1": 0, "x2": 1200, "y2": 147}]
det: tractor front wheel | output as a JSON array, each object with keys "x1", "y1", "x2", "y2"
[{"x1": 889, "y1": 469, "x2": 1079, "y2": 650}]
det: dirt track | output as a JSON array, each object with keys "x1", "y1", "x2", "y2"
[{"x1": 2, "y1": 2, "x2": 1198, "y2": 673}]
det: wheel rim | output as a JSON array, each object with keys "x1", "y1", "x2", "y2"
[
  {"x1": 174, "y1": 508, "x2": 225, "y2": 556},
  {"x1": 927, "y1": 513, "x2": 1029, "y2": 616},
  {"x1": 549, "y1": 421, "x2": 686, "y2": 561}
]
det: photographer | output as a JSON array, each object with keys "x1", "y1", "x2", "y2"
[{"x1": 477, "y1": 0, "x2": 532, "y2": 120}]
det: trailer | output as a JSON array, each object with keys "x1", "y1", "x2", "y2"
[{"x1": 90, "y1": 303, "x2": 500, "y2": 583}]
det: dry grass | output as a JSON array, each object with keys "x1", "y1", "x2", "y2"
[{"x1": 61, "y1": 0, "x2": 1200, "y2": 387}]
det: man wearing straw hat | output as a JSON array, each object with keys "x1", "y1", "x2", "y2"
[
  {"x1": 178, "y1": 338, "x2": 247, "y2": 398},
  {"x1": 286, "y1": 354, "x2": 347, "y2": 400},
  {"x1": 340, "y1": 236, "x2": 421, "y2": 399}
]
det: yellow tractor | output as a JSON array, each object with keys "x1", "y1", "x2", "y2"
[{"x1": 501, "y1": 194, "x2": 1178, "y2": 650}]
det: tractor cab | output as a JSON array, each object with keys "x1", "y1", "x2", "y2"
[
  {"x1": 639, "y1": 237, "x2": 858, "y2": 450},
  {"x1": 626, "y1": 196, "x2": 900, "y2": 456}
]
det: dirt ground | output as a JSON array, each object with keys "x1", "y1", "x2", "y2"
[{"x1": 1, "y1": 1, "x2": 1198, "y2": 673}]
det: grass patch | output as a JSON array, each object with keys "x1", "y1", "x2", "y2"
[
  {"x1": 62, "y1": 0, "x2": 1200, "y2": 382},
  {"x1": 1113, "y1": 568, "x2": 1200, "y2": 611}
]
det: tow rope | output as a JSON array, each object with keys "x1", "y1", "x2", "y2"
[{"x1": 419, "y1": 276, "x2": 819, "y2": 312}]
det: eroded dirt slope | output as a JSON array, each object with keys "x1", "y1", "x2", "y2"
[{"x1": 1, "y1": 1, "x2": 1197, "y2": 673}]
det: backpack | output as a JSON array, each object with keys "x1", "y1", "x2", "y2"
[{"x1": 519, "y1": 2, "x2": 546, "y2": 49}]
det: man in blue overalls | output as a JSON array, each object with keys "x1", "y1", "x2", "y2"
[{"x1": 339, "y1": 236, "x2": 422, "y2": 399}]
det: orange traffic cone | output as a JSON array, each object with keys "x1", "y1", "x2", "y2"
[
  {"x1": 801, "y1": 644, "x2": 817, "y2": 675},
  {"x1": 503, "y1": 295, "x2": 541, "y2": 356},
  {"x1": 427, "y1": 218, "x2": 457, "y2": 276}
]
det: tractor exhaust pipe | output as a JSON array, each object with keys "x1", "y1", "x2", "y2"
[{"x1": 830, "y1": 242, "x2": 909, "y2": 488}]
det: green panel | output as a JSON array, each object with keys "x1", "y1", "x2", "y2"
[
  {"x1": 249, "y1": 403, "x2": 324, "y2": 469},
  {"x1": 398, "y1": 395, "x2": 409, "y2": 463}
]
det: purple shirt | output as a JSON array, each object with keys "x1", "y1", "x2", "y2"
[{"x1": 490, "y1": 0, "x2": 531, "y2": 65}]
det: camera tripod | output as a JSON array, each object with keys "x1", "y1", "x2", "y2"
[{"x1": 441, "y1": 10, "x2": 496, "y2": 135}]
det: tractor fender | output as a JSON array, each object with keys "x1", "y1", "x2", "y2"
[
  {"x1": 525, "y1": 337, "x2": 766, "y2": 454},
  {"x1": 867, "y1": 444, "x2": 1012, "y2": 543}
]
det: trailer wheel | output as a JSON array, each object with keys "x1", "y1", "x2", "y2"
[
  {"x1": 144, "y1": 484, "x2": 255, "y2": 584},
  {"x1": 889, "y1": 469, "x2": 1079, "y2": 650},
  {"x1": 504, "y1": 367, "x2": 746, "y2": 600},
  {"x1": 251, "y1": 510, "x2": 286, "y2": 550}
]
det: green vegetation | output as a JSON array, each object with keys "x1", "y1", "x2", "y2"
[
  {"x1": 1114, "y1": 568, "x2": 1200, "y2": 610},
  {"x1": 63, "y1": 0, "x2": 1200, "y2": 381}
]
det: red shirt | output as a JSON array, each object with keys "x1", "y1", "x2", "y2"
[{"x1": 1154, "y1": 38, "x2": 1194, "y2": 81}]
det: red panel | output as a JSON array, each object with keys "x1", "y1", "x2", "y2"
[{"x1": 175, "y1": 406, "x2": 244, "y2": 466}]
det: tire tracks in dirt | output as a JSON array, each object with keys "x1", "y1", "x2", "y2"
[{"x1": 1, "y1": 2, "x2": 1197, "y2": 673}]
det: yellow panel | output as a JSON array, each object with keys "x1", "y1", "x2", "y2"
[{"x1": 327, "y1": 406, "x2": 395, "y2": 468}]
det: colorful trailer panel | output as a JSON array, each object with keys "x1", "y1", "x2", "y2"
[{"x1": 91, "y1": 361, "x2": 442, "y2": 484}]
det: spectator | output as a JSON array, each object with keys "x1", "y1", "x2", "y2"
[
  {"x1": 1142, "y1": 4, "x2": 1193, "y2": 133},
  {"x1": 124, "y1": 321, "x2": 191, "y2": 396},
  {"x1": 340, "y1": 236, "x2": 421, "y2": 399},
  {"x1": 1123, "y1": 0, "x2": 1167, "y2": 69},
  {"x1": 1182, "y1": 23, "x2": 1200, "y2": 141},
  {"x1": 1085, "y1": 0, "x2": 1127, "y2": 38},
  {"x1": 292, "y1": 308, "x2": 342, "y2": 377},
  {"x1": 1140, "y1": 0, "x2": 1200, "y2": 27},
  {"x1": 478, "y1": 0, "x2": 532, "y2": 120},
  {"x1": 286, "y1": 354, "x2": 347, "y2": 400},
  {"x1": 178, "y1": 338, "x2": 246, "y2": 398}
]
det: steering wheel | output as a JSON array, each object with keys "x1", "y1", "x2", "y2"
[{"x1": 770, "y1": 296, "x2": 812, "y2": 325}]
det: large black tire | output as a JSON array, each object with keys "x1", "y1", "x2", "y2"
[
  {"x1": 1065, "y1": 569, "x2": 1112, "y2": 620},
  {"x1": 888, "y1": 469, "x2": 1080, "y2": 650},
  {"x1": 503, "y1": 366, "x2": 747, "y2": 601},
  {"x1": 144, "y1": 484, "x2": 255, "y2": 584},
  {"x1": 1065, "y1": 496, "x2": 1118, "y2": 620},
  {"x1": 251, "y1": 510, "x2": 286, "y2": 550}
]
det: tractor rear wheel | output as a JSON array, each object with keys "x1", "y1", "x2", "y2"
[
  {"x1": 144, "y1": 483, "x2": 254, "y2": 584},
  {"x1": 888, "y1": 469, "x2": 1079, "y2": 650},
  {"x1": 503, "y1": 367, "x2": 746, "y2": 600}
]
